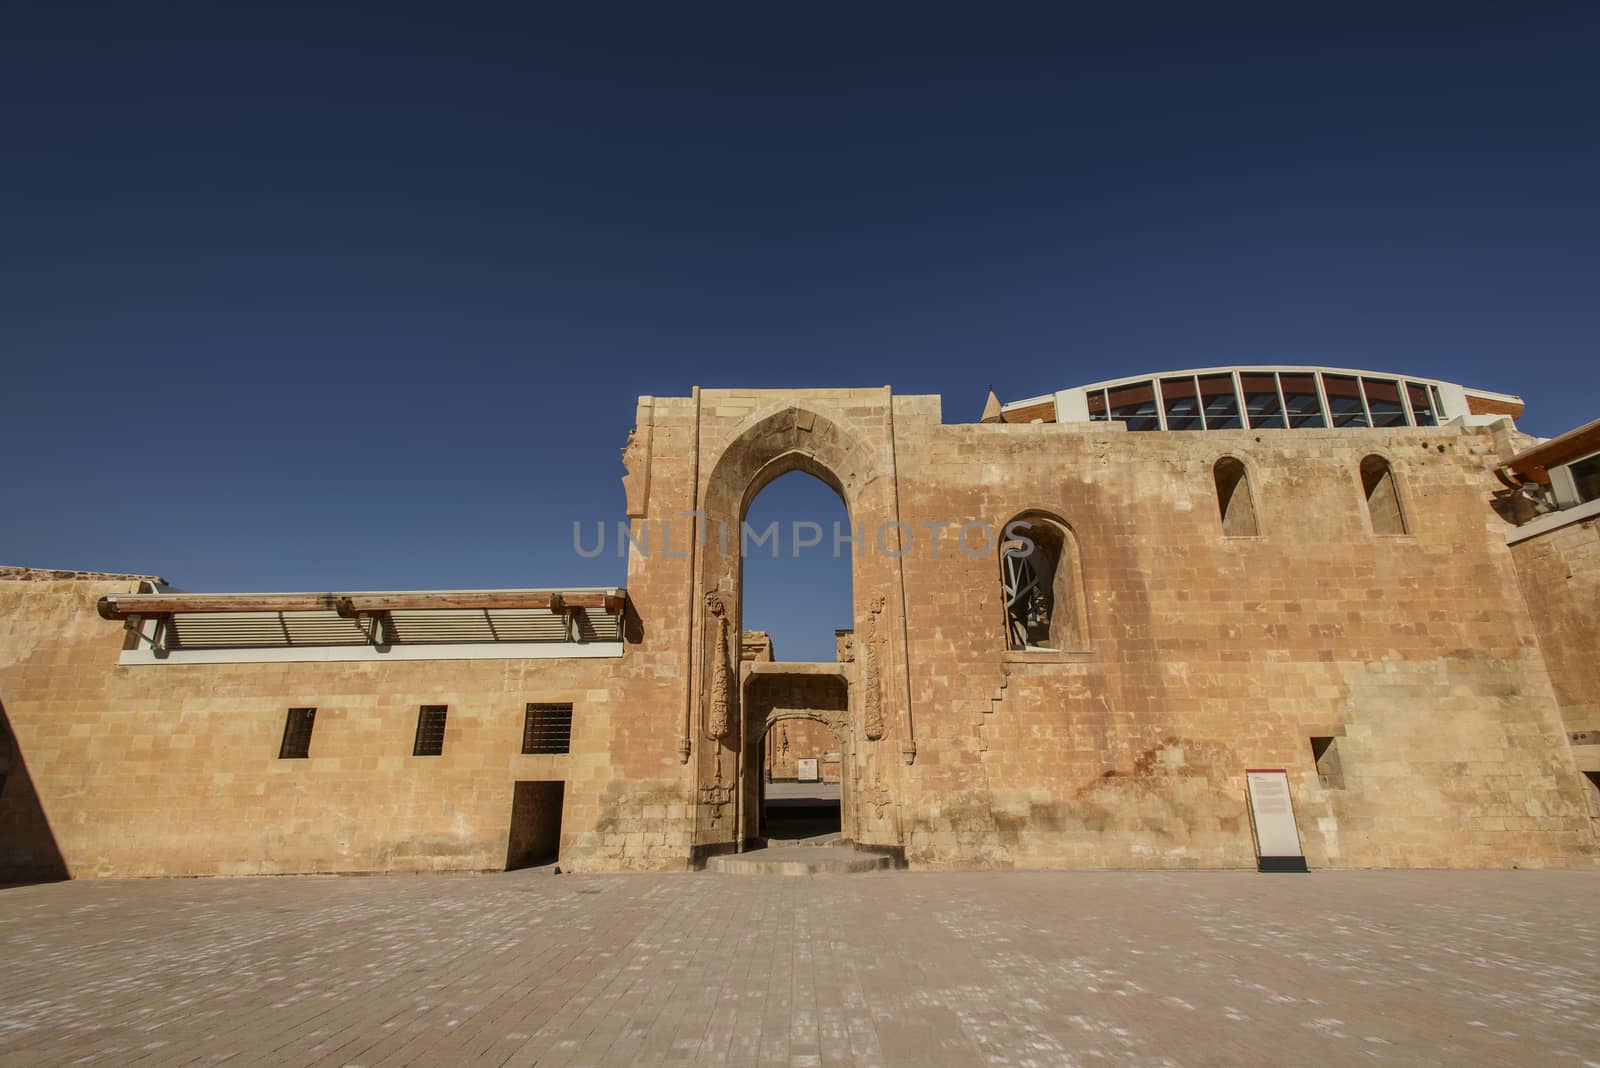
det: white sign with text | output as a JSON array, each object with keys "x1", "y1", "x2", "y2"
[{"x1": 1246, "y1": 769, "x2": 1304, "y2": 862}]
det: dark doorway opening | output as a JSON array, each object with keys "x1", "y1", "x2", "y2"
[
  {"x1": 505, "y1": 781, "x2": 564, "y2": 869},
  {"x1": 760, "y1": 725, "x2": 841, "y2": 842}
]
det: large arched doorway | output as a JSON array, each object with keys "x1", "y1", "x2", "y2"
[
  {"x1": 689, "y1": 402, "x2": 909, "y2": 857},
  {"x1": 739, "y1": 470, "x2": 853, "y2": 841}
]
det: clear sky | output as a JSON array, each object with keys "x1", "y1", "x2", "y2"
[{"x1": 4, "y1": 2, "x2": 1597, "y2": 661}]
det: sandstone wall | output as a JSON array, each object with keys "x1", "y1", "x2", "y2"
[
  {"x1": 766, "y1": 719, "x2": 842, "y2": 782},
  {"x1": 1510, "y1": 512, "x2": 1600, "y2": 777},
  {"x1": 0, "y1": 571, "x2": 687, "y2": 879},
  {"x1": 887, "y1": 412, "x2": 1598, "y2": 869}
]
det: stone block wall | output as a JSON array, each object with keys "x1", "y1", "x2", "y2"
[
  {"x1": 887, "y1": 412, "x2": 1598, "y2": 868},
  {"x1": 1510, "y1": 512, "x2": 1600, "y2": 781},
  {"x1": 0, "y1": 570, "x2": 688, "y2": 878},
  {"x1": 765, "y1": 719, "x2": 841, "y2": 783}
]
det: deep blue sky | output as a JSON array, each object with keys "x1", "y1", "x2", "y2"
[{"x1": 4, "y1": 2, "x2": 1597, "y2": 660}]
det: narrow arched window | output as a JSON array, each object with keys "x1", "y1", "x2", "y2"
[
  {"x1": 1360, "y1": 455, "x2": 1408, "y2": 535},
  {"x1": 1000, "y1": 514, "x2": 1085, "y2": 651},
  {"x1": 1213, "y1": 457, "x2": 1259, "y2": 537}
]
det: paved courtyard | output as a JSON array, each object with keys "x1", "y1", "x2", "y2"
[{"x1": 0, "y1": 868, "x2": 1596, "y2": 1066}]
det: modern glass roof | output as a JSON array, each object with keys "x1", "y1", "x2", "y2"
[{"x1": 990, "y1": 365, "x2": 1523, "y2": 432}]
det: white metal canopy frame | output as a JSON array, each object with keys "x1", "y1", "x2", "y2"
[{"x1": 97, "y1": 587, "x2": 627, "y2": 662}]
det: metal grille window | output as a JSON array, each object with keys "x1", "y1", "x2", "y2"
[
  {"x1": 413, "y1": 705, "x2": 447, "y2": 756},
  {"x1": 278, "y1": 708, "x2": 315, "y2": 759},
  {"x1": 523, "y1": 703, "x2": 574, "y2": 754}
]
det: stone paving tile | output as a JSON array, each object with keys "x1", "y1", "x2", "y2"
[{"x1": 0, "y1": 869, "x2": 1597, "y2": 1066}]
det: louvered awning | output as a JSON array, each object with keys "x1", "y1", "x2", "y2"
[{"x1": 99, "y1": 587, "x2": 626, "y2": 653}]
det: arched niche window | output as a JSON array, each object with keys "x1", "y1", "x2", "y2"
[
  {"x1": 1213, "y1": 457, "x2": 1259, "y2": 537},
  {"x1": 1000, "y1": 513, "x2": 1086, "y2": 651},
  {"x1": 1360, "y1": 455, "x2": 1408, "y2": 535}
]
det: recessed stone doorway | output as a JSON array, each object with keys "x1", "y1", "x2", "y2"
[{"x1": 740, "y1": 665, "x2": 851, "y2": 849}]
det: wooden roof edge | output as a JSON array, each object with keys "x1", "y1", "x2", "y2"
[{"x1": 1503, "y1": 417, "x2": 1600, "y2": 479}]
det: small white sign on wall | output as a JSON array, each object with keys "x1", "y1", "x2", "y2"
[
  {"x1": 1245, "y1": 769, "x2": 1308, "y2": 872},
  {"x1": 797, "y1": 758, "x2": 820, "y2": 782}
]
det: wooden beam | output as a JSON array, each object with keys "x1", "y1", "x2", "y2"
[
  {"x1": 98, "y1": 594, "x2": 336, "y2": 619},
  {"x1": 1505, "y1": 417, "x2": 1600, "y2": 481},
  {"x1": 335, "y1": 590, "x2": 624, "y2": 616}
]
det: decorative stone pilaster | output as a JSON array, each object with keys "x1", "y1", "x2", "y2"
[{"x1": 703, "y1": 591, "x2": 733, "y2": 740}]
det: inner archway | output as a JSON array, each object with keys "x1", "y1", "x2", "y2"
[
  {"x1": 742, "y1": 675, "x2": 851, "y2": 844},
  {"x1": 760, "y1": 715, "x2": 845, "y2": 841}
]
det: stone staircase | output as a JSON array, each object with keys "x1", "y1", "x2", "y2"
[{"x1": 704, "y1": 835, "x2": 897, "y2": 875}]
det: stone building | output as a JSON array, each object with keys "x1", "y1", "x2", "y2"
[{"x1": 3, "y1": 366, "x2": 1598, "y2": 879}]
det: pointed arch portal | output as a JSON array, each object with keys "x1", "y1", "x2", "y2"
[{"x1": 685, "y1": 401, "x2": 913, "y2": 857}]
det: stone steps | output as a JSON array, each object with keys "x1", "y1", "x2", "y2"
[
  {"x1": 704, "y1": 845, "x2": 893, "y2": 876},
  {"x1": 762, "y1": 830, "x2": 843, "y2": 848}
]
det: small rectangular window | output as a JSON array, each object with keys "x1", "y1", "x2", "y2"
[
  {"x1": 1159, "y1": 377, "x2": 1203, "y2": 430},
  {"x1": 1197, "y1": 374, "x2": 1243, "y2": 429},
  {"x1": 1568, "y1": 453, "x2": 1600, "y2": 504},
  {"x1": 523, "y1": 703, "x2": 574, "y2": 754},
  {"x1": 414, "y1": 705, "x2": 447, "y2": 756},
  {"x1": 1361, "y1": 378, "x2": 1407, "y2": 427},
  {"x1": 1087, "y1": 389, "x2": 1109, "y2": 421},
  {"x1": 1106, "y1": 381, "x2": 1161, "y2": 431},
  {"x1": 1323, "y1": 374, "x2": 1369, "y2": 427},
  {"x1": 1241, "y1": 373, "x2": 1285, "y2": 429},
  {"x1": 279, "y1": 707, "x2": 315, "y2": 759},
  {"x1": 1310, "y1": 736, "x2": 1344, "y2": 789},
  {"x1": 1405, "y1": 382, "x2": 1438, "y2": 426},
  {"x1": 1279, "y1": 374, "x2": 1326, "y2": 428}
]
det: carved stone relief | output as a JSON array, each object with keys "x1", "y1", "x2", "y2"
[
  {"x1": 862, "y1": 595, "x2": 887, "y2": 741},
  {"x1": 865, "y1": 769, "x2": 892, "y2": 820},
  {"x1": 698, "y1": 751, "x2": 734, "y2": 824}
]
